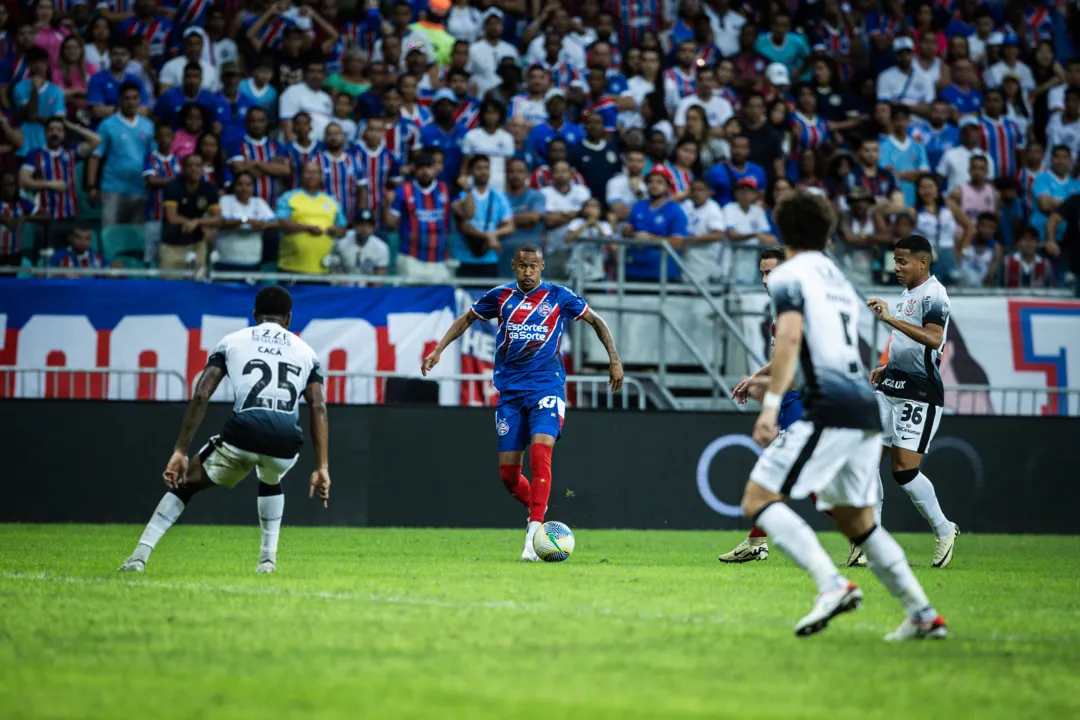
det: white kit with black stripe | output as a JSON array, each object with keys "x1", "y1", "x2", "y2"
[
  {"x1": 749, "y1": 251, "x2": 884, "y2": 509},
  {"x1": 197, "y1": 323, "x2": 324, "y2": 488},
  {"x1": 875, "y1": 275, "x2": 950, "y2": 454}
]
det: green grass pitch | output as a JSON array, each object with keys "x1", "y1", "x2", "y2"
[{"x1": 2, "y1": 525, "x2": 1079, "y2": 719}]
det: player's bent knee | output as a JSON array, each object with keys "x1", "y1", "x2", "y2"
[
  {"x1": 741, "y1": 480, "x2": 782, "y2": 520},
  {"x1": 257, "y1": 480, "x2": 283, "y2": 496},
  {"x1": 181, "y1": 456, "x2": 216, "y2": 494},
  {"x1": 891, "y1": 467, "x2": 919, "y2": 486},
  {"x1": 530, "y1": 433, "x2": 557, "y2": 447}
]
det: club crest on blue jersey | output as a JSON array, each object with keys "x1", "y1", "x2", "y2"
[{"x1": 497, "y1": 419, "x2": 510, "y2": 436}]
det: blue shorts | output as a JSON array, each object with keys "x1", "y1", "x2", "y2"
[
  {"x1": 778, "y1": 391, "x2": 803, "y2": 431},
  {"x1": 495, "y1": 388, "x2": 566, "y2": 452}
]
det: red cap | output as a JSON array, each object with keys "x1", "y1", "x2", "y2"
[{"x1": 735, "y1": 176, "x2": 758, "y2": 190}]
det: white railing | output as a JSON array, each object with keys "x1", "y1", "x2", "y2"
[
  {"x1": 0, "y1": 367, "x2": 189, "y2": 401},
  {"x1": 944, "y1": 384, "x2": 1080, "y2": 417}
]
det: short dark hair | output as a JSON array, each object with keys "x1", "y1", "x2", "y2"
[
  {"x1": 772, "y1": 189, "x2": 834, "y2": 251},
  {"x1": 1052, "y1": 144, "x2": 1073, "y2": 157},
  {"x1": 118, "y1": 81, "x2": 142, "y2": 97},
  {"x1": 469, "y1": 154, "x2": 491, "y2": 171},
  {"x1": 255, "y1": 286, "x2": 293, "y2": 318},
  {"x1": 1021, "y1": 225, "x2": 1040, "y2": 240},
  {"x1": 45, "y1": 117, "x2": 65, "y2": 131},
  {"x1": 761, "y1": 246, "x2": 786, "y2": 263},
  {"x1": 26, "y1": 46, "x2": 49, "y2": 64},
  {"x1": 515, "y1": 242, "x2": 542, "y2": 257},
  {"x1": 891, "y1": 103, "x2": 911, "y2": 118},
  {"x1": 976, "y1": 212, "x2": 999, "y2": 225},
  {"x1": 970, "y1": 155, "x2": 989, "y2": 167},
  {"x1": 448, "y1": 67, "x2": 469, "y2": 82},
  {"x1": 895, "y1": 234, "x2": 934, "y2": 257},
  {"x1": 110, "y1": 37, "x2": 133, "y2": 52},
  {"x1": 184, "y1": 61, "x2": 203, "y2": 76}
]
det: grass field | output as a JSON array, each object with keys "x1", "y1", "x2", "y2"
[{"x1": 2, "y1": 525, "x2": 1079, "y2": 719}]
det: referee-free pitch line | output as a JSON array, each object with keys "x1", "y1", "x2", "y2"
[{"x1": 1, "y1": 570, "x2": 727, "y2": 626}]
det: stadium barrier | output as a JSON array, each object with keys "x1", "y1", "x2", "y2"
[
  {"x1": 0, "y1": 367, "x2": 189, "y2": 401},
  {"x1": 4, "y1": 401, "x2": 1077, "y2": 534}
]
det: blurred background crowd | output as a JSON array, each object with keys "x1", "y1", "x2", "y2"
[{"x1": 1, "y1": 0, "x2": 1079, "y2": 291}]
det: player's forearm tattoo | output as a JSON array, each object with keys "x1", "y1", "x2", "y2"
[{"x1": 589, "y1": 313, "x2": 620, "y2": 362}]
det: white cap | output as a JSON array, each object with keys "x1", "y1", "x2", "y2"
[
  {"x1": 766, "y1": 63, "x2": 790, "y2": 86},
  {"x1": 958, "y1": 115, "x2": 979, "y2": 129},
  {"x1": 481, "y1": 7, "x2": 504, "y2": 24},
  {"x1": 987, "y1": 31, "x2": 1005, "y2": 47},
  {"x1": 892, "y1": 36, "x2": 915, "y2": 52},
  {"x1": 544, "y1": 88, "x2": 566, "y2": 103}
]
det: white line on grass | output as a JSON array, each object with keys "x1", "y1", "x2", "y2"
[{"x1": 1, "y1": 571, "x2": 725, "y2": 626}]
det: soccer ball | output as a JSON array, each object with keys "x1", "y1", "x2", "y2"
[{"x1": 533, "y1": 521, "x2": 575, "y2": 562}]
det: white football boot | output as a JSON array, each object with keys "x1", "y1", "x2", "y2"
[
  {"x1": 884, "y1": 614, "x2": 948, "y2": 641},
  {"x1": 794, "y1": 582, "x2": 863, "y2": 637},
  {"x1": 718, "y1": 536, "x2": 769, "y2": 563},
  {"x1": 932, "y1": 523, "x2": 960, "y2": 568},
  {"x1": 117, "y1": 557, "x2": 146, "y2": 573},
  {"x1": 846, "y1": 541, "x2": 868, "y2": 567},
  {"x1": 521, "y1": 521, "x2": 541, "y2": 562}
]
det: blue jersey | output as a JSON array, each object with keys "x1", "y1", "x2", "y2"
[
  {"x1": 153, "y1": 87, "x2": 226, "y2": 129},
  {"x1": 314, "y1": 150, "x2": 365, "y2": 226},
  {"x1": 285, "y1": 139, "x2": 325, "y2": 188},
  {"x1": 353, "y1": 142, "x2": 402, "y2": 220},
  {"x1": 470, "y1": 281, "x2": 589, "y2": 394},
  {"x1": 117, "y1": 16, "x2": 175, "y2": 66},
  {"x1": 977, "y1": 115, "x2": 1025, "y2": 180},
  {"x1": 164, "y1": 0, "x2": 213, "y2": 27},
  {"x1": 910, "y1": 121, "x2": 959, "y2": 171},
  {"x1": 418, "y1": 122, "x2": 466, "y2": 186},
  {"x1": 391, "y1": 179, "x2": 452, "y2": 262},
  {"x1": 625, "y1": 198, "x2": 689, "y2": 281},
  {"x1": 226, "y1": 135, "x2": 286, "y2": 207},
  {"x1": 939, "y1": 85, "x2": 983, "y2": 116},
  {"x1": 527, "y1": 119, "x2": 584, "y2": 163}
]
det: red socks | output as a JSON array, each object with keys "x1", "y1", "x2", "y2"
[
  {"x1": 499, "y1": 464, "x2": 531, "y2": 506},
  {"x1": 528, "y1": 444, "x2": 553, "y2": 523},
  {"x1": 748, "y1": 526, "x2": 768, "y2": 539}
]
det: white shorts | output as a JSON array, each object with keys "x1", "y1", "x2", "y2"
[
  {"x1": 875, "y1": 393, "x2": 942, "y2": 454},
  {"x1": 197, "y1": 436, "x2": 298, "y2": 489},
  {"x1": 750, "y1": 420, "x2": 883, "y2": 511}
]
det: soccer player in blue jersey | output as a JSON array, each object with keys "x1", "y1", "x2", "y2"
[
  {"x1": 421, "y1": 243, "x2": 623, "y2": 561},
  {"x1": 719, "y1": 246, "x2": 805, "y2": 563}
]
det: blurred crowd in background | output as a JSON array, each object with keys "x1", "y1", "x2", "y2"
[{"x1": 1, "y1": 0, "x2": 1080, "y2": 291}]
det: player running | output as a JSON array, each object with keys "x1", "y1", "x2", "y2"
[
  {"x1": 119, "y1": 287, "x2": 331, "y2": 575},
  {"x1": 739, "y1": 189, "x2": 947, "y2": 640},
  {"x1": 421, "y1": 243, "x2": 623, "y2": 561},
  {"x1": 862, "y1": 235, "x2": 959, "y2": 568},
  {"x1": 720, "y1": 246, "x2": 804, "y2": 563}
]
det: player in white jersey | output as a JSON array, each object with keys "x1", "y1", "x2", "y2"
[
  {"x1": 739, "y1": 190, "x2": 947, "y2": 640},
  {"x1": 119, "y1": 287, "x2": 331, "y2": 575},
  {"x1": 863, "y1": 235, "x2": 960, "y2": 568}
]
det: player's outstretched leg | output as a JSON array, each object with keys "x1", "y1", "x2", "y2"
[
  {"x1": 744, "y1": 487, "x2": 861, "y2": 637},
  {"x1": 718, "y1": 526, "x2": 769, "y2": 563},
  {"x1": 833, "y1": 507, "x2": 947, "y2": 641},
  {"x1": 891, "y1": 449, "x2": 959, "y2": 567},
  {"x1": 119, "y1": 459, "x2": 215, "y2": 572},
  {"x1": 523, "y1": 436, "x2": 556, "y2": 562},
  {"x1": 256, "y1": 481, "x2": 284, "y2": 574}
]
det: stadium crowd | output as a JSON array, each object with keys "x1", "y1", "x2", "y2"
[{"x1": 1, "y1": 0, "x2": 1079, "y2": 291}]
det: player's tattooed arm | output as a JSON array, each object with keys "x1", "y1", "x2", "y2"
[
  {"x1": 422, "y1": 311, "x2": 479, "y2": 376},
  {"x1": 163, "y1": 364, "x2": 225, "y2": 488},
  {"x1": 174, "y1": 365, "x2": 225, "y2": 454},
  {"x1": 866, "y1": 298, "x2": 944, "y2": 349},
  {"x1": 583, "y1": 310, "x2": 623, "y2": 392}
]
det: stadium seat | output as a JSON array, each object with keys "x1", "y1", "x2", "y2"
[{"x1": 101, "y1": 225, "x2": 146, "y2": 265}]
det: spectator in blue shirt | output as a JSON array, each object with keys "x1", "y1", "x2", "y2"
[
  {"x1": 913, "y1": 98, "x2": 960, "y2": 171},
  {"x1": 87, "y1": 82, "x2": 156, "y2": 229},
  {"x1": 880, "y1": 103, "x2": 930, "y2": 207},
  {"x1": 1031, "y1": 144, "x2": 1080, "y2": 241},
  {"x1": 939, "y1": 59, "x2": 984, "y2": 121},
  {"x1": 452, "y1": 154, "x2": 514, "y2": 276},
  {"x1": 527, "y1": 89, "x2": 584, "y2": 167},
  {"x1": 86, "y1": 41, "x2": 150, "y2": 128},
  {"x1": 217, "y1": 61, "x2": 257, "y2": 152},
  {"x1": 13, "y1": 46, "x2": 65, "y2": 157},
  {"x1": 623, "y1": 170, "x2": 689, "y2": 281},
  {"x1": 754, "y1": 11, "x2": 811, "y2": 81},
  {"x1": 152, "y1": 63, "x2": 225, "y2": 135},
  {"x1": 503, "y1": 157, "x2": 546, "y2": 276},
  {"x1": 239, "y1": 57, "x2": 279, "y2": 124},
  {"x1": 419, "y1": 88, "x2": 467, "y2": 186},
  {"x1": 0, "y1": 23, "x2": 36, "y2": 108},
  {"x1": 704, "y1": 135, "x2": 767, "y2": 206}
]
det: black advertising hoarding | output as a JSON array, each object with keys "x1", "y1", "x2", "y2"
[{"x1": 2, "y1": 402, "x2": 1078, "y2": 534}]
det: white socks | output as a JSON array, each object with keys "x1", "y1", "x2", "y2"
[
  {"x1": 257, "y1": 493, "x2": 285, "y2": 561},
  {"x1": 133, "y1": 492, "x2": 187, "y2": 560},
  {"x1": 756, "y1": 503, "x2": 847, "y2": 593},
  {"x1": 902, "y1": 472, "x2": 952, "y2": 538},
  {"x1": 860, "y1": 526, "x2": 934, "y2": 620}
]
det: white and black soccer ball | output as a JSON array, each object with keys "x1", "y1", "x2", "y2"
[{"x1": 532, "y1": 521, "x2": 575, "y2": 562}]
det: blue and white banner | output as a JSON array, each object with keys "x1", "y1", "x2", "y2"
[{"x1": 0, "y1": 279, "x2": 460, "y2": 404}]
